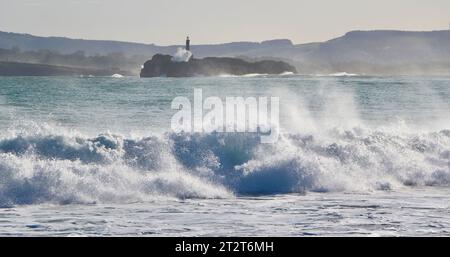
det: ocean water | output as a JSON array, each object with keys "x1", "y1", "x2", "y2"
[{"x1": 0, "y1": 74, "x2": 449, "y2": 236}]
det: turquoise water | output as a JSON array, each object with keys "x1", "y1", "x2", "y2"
[
  {"x1": 0, "y1": 75, "x2": 449, "y2": 236},
  {"x1": 1, "y1": 75, "x2": 449, "y2": 134}
]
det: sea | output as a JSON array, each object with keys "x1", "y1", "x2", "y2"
[{"x1": 0, "y1": 74, "x2": 449, "y2": 236}]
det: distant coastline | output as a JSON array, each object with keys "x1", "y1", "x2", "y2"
[
  {"x1": 1, "y1": 30, "x2": 450, "y2": 76},
  {"x1": 0, "y1": 61, "x2": 129, "y2": 77}
]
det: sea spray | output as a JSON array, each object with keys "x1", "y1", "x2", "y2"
[
  {"x1": 171, "y1": 48, "x2": 192, "y2": 62},
  {"x1": 171, "y1": 88, "x2": 280, "y2": 143},
  {"x1": 0, "y1": 124, "x2": 449, "y2": 206},
  {"x1": 0, "y1": 76, "x2": 449, "y2": 206}
]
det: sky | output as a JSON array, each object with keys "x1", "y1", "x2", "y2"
[{"x1": 0, "y1": 0, "x2": 449, "y2": 45}]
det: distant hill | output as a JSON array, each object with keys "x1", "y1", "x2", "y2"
[
  {"x1": 290, "y1": 30, "x2": 450, "y2": 74},
  {"x1": 0, "y1": 31, "x2": 294, "y2": 58},
  {"x1": 0, "y1": 31, "x2": 167, "y2": 56},
  {"x1": 1, "y1": 30, "x2": 450, "y2": 75}
]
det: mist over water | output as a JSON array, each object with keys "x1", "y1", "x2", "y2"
[{"x1": 0, "y1": 75, "x2": 449, "y2": 208}]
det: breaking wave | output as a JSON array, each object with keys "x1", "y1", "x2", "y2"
[
  {"x1": 0, "y1": 124, "x2": 449, "y2": 207},
  {"x1": 218, "y1": 72, "x2": 293, "y2": 78},
  {"x1": 314, "y1": 72, "x2": 360, "y2": 77},
  {"x1": 171, "y1": 48, "x2": 192, "y2": 63},
  {"x1": 218, "y1": 73, "x2": 269, "y2": 78}
]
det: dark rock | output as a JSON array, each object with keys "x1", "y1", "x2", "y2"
[{"x1": 140, "y1": 54, "x2": 297, "y2": 77}]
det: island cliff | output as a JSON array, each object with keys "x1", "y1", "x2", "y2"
[{"x1": 140, "y1": 54, "x2": 297, "y2": 77}]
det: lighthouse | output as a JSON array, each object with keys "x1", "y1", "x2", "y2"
[{"x1": 186, "y1": 36, "x2": 190, "y2": 51}]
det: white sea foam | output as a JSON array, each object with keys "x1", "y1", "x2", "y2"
[
  {"x1": 0, "y1": 123, "x2": 448, "y2": 206},
  {"x1": 314, "y1": 72, "x2": 360, "y2": 77},
  {"x1": 0, "y1": 76, "x2": 449, "y2": 207},
  {"x1": 218, "y1": 73, "x2": 268, "y2": 78}
]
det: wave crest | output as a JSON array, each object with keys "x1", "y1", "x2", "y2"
[{"x1": 0, "y1": 126, "x2": 449, "y2": 206}]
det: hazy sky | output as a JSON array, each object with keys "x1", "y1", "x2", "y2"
[{"x1": 0, "y1": 0, "x2": 449, "y2": 45}]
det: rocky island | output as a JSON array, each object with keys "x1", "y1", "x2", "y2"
[
  {"x1": 140, "y1": 37, "x2": 296, "y2": 78},
  {"x1": 140, "y1": 54, "x2": 297, "y2": 77}
]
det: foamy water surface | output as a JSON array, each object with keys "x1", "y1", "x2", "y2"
[{"x1": 0, "y1": 75, "x2": 449, "y2": 236}]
